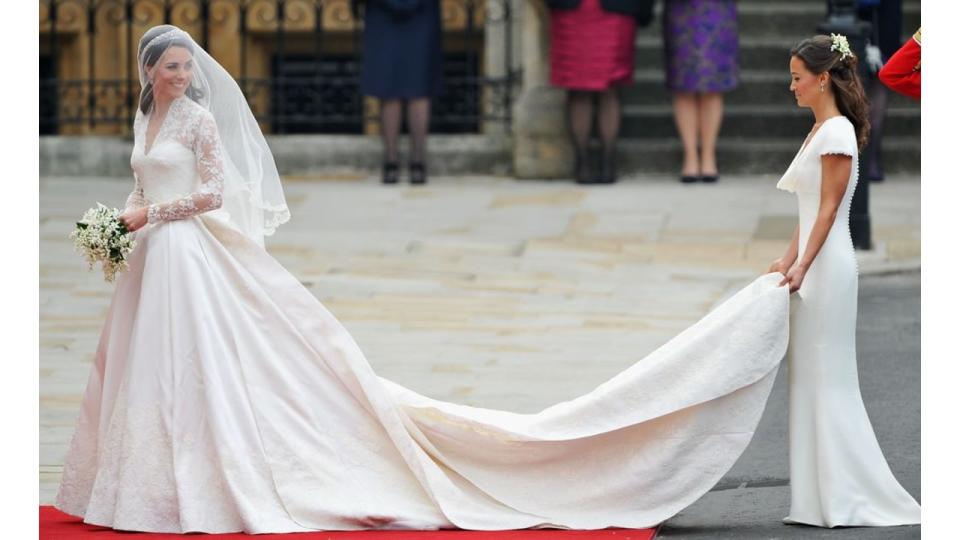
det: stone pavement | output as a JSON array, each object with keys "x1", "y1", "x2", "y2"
[{"x1": 39, "y1": 172, "x2": 920, "y2": 505}]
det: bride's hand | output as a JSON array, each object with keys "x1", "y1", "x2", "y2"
[
  {"x1": 779, "y1": 264, "x2": 807, "y2": 293},
  {"x1": 119, "y1": 206, "x2": 149, "y2": 232}
]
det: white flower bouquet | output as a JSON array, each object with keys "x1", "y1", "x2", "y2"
[{"x1": 70, "y1": 203, "x2": 137, "y2": 282}]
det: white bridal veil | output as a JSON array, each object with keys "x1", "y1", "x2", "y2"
[{"x1": 137, "y1": 25, "x2": 290, "y2": 245}]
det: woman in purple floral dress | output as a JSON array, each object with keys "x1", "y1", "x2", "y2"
[{"x1": 663, "y1": 0, "x2": 739, "y2": 183}]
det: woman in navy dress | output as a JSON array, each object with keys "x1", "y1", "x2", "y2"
[
  {"x1": 662, "y1": 0, "x2": 739, "y2": 183},
  {"x1": 359, "y1": 0, "x2": 444, "y2": 184}
]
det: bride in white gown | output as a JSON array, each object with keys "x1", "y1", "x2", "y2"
[
  {"x1": 771, "y1": 35, "x2": 920, "y2": 528},
  {"x1": 52, "y1": 26, "x2": 913, "y2": 533}
]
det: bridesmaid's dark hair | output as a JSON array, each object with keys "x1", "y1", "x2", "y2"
[
  {"x1": 790, "y1": 35, "x2": 871, "y2": 151},
  {"x1": 138, "y1": 25, "x2": 204, "y2": 114}
]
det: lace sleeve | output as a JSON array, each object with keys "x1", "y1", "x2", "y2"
[
  {"x1": 146, "y1": 111, "x2": 225, "y2": 224},
  {"x1": 124, "y1": 173, "x2": 148, "y2": 211}
]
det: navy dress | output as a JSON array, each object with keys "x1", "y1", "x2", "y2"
[{"x1": 359, "y1": 0, "x2": 444, "y2": 99}]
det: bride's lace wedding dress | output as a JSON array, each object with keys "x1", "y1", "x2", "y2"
[{"x1": 54, "y1": 94, "x2": 793, "y2": 533}]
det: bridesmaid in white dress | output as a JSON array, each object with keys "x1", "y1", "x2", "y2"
[
  {"x1": 769, "y1": 34, "x2": 920, "y2": 527},
  {"x1": 54, "y1": 24, "x2": 797, "y2": 534}
]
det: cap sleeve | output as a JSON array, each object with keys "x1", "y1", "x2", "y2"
[{"x1": 817, "y1": 118, "x2": 858, "y2": 158}]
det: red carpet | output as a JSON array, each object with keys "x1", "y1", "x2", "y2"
[{"x1": 41, "y1": 507, "x2": 658, "y2": 539}]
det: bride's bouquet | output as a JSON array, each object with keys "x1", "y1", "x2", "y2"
[{"x1": 70, "y1": 203, "x2": 137, "y2": 282}]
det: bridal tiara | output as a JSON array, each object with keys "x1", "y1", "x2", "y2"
[
  {"x1": 830, "y1": 33, "x2": 853, "y2": 61},
  {"x1": 139, "y1": 28, "x2": 189, "y2": 61}
]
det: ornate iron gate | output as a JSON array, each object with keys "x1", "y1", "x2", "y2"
[{"x1": 38, "y1": 0, "x2": 519, "y2": 135}]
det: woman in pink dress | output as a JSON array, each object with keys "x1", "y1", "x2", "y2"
[{"x1": 547, "y1": 0, "x2": 653, "y2": 184}]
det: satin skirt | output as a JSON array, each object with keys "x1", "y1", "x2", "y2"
[{"x1": 55, "y1": 215, "x2": 791, "y2": 533}]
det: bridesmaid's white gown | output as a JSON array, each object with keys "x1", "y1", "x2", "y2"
[{"x1": 776, "y1": 115, "x2": 920, "y2": 527}]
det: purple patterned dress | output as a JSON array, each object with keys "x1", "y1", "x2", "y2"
[{"x1": 662, "y1": 0, "x2": 740, "y2": 93}]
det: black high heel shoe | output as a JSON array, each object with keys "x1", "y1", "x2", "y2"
[
  {"x1": 680, "y1": 174, "x2": 699, "y2": 183},
  {"x1": 574, "y1": 152, "x2": 593, "y2": 184},
  {"x1": 700, "y1": 173, "x2": 719, "y2": 183},
  {"x1": 382, "y1": 162, "x2": 399, "y2": 184},
  {"x1": 596, "y1": 152, "x2": 618, "y2": 184},
  {"x1": 409, "y1": 162, "x2": 427, "y2": 185}
]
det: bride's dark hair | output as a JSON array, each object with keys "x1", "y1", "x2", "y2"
[
  {"x1": 138, "y1": 25, "x2": 204, "y2": 114},
  {"x1": 790, "y1": 35, "x2": 871, "y2": 151}
]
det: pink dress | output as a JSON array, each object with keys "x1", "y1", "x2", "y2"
[{"x1": 549, "y1": 0, "x2": 637, "y2": 90}]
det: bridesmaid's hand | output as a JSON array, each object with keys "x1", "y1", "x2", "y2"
[
  {"x1": 119, "y1": 206, "x2": 149, "y2": 233},
  {"x1": 768, "y1": 258, "x2": 792, "y2": 276},
  {"x1": 779, "y1": 264, "x2": 808, "y2": 293}
]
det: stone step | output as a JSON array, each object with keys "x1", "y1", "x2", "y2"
[
  {"x1": 608, "y1": 136, "x2": 920, "y2": 176},
  {"x1": 633, "y1": 35, "x2": 921, "y2": 75},
  {"x1": 619, "y1": 104, "x2": 920, "y2": 138},
  {"x1": 39, "y1": 134, "x2": 515, "y2": 178},
  {"x1": 620, "y1": 69, "x2": 922, "y2": 109},
  {"x1": 653, "y1": 2, "x2": 923, "y2": 39},
  {"x1": 38, "y1": 133, "x2": 920, "y2": 178}
]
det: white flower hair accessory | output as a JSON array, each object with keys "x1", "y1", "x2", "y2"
[{"x1": 830, "y1": 33, "x2": 853, "y2": 61}]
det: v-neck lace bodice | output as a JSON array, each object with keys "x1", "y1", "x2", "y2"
[{"x1": 126, "y1": 96, "x2": 226, "y2": 224}]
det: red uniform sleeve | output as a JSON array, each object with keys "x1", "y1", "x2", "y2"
[{"x1": 878, "y1": 34, "x2": 921, "y2": 100}]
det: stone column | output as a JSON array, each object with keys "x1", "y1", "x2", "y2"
[
  {"x1": 482, "y1": 0, "x2": 506, "y2": 135},
  {"x1": 512, "y1": 0, "x2": 570, "y2": 178}
]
